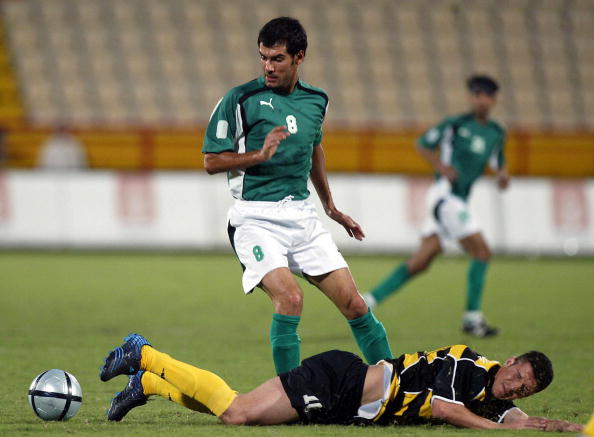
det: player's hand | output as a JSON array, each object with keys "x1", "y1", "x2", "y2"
[
  {"x1": 497, "y1": 170, "x2": 510, "y2": 190},
  {"x1": 259, "y1": 126, "x2": 290, "y2": 161},
  {"x1": 505, "y1": 416, "x2": 548, "y2": 430},
  {"x1": 326, "y1": 208, "x2": 365, "y2": 241},
  {"x1": 541, "y1": 419, "x2": 584, "y2": 432},
  {"x1": 438, "y1": 164, "x2": 458, "y2": 182}
]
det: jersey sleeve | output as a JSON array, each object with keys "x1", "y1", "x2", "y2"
[
  {"x1": 202, "y1": 92, "x2": 238, "y2": 154},
  {"x1": 313, "y1": 100, "x2": 328, "y2": 146},
  {"x1": 432, "y1": 355, "x2": 468, "y2": 405},
  {"x1": 432, "y1": 346, "x2": 484, "y2": 406},
  {"x1": 418, "y1": 117, "x2": 454, "y2": 150}
]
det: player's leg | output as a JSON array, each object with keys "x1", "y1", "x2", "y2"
[
  {"x1": 220, "y1": 377, "x2": 298, "y2": 425},
  {"x1": 459, "y1": 231, "x2": 497, "y2": 336},
  {"x1": 306, "y1": 268, "x2": 393, "y2": 363},
  {"x1": 143, "y1": 341, "x2": 297, "y2": 425},
  {"x1": 364, "y1": 234, "x2": 442, "y2": 308},
  {"x1": 140, "y1": 344, "x2": 238, "y2": 416},
  {"x1": 228, "y1": 207, "x2": 303, "y2": 375},
  {"x1": 107, "y1": 370, "x2": 213, "y2": 421},
  {"x1": 260, "y1": 267, "x2": 304, "y2": 374},
  {"x1": 100, "y1": 334, "x2": 237, "y2": 421}
]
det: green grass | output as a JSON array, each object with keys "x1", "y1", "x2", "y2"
[{"x1": 0, "y1": 252, "x2": 592, "y2": 436}]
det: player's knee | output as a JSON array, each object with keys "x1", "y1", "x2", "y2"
[
  {"x1": 345, "y1": 294, "x2": 368, "y2": 319},
  {"x1": 219, "y1": 405, "x2": 248, "y2": 425},
  {"x1": 408, "y1": 258, "x2": 432, "y2": 275},
  {"x1": 473, "y1": 246, "x2": 491, "y2": 261},
  {"x1": 274, "y1": 290, "x2": 303, "y2": 314}
]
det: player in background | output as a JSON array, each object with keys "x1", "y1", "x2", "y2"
[
  {"x1": 202, "y1": 17, "x2": 392, "y2": 374},
  {"x1": 100, "y1": 333, "x2": 583, "y2": 433},
  {"x1": 363, "y1": 75, "x2": 509, "y2": 337}
]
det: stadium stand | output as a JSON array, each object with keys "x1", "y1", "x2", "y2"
[{"x1": 0, "y1": 0, "x2": 592, "y2": 174}]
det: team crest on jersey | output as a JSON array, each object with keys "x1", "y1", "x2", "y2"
[
  {"x1": 470, "y1": 136, "x2": 486, "y2": 154},
  {"x1": 459, "y1": 127, "x2": 471, "y2": 138},
  {"x1": 425, "y1": 128, "x2": 439, "y2": 142}
]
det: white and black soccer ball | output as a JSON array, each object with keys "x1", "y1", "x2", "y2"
[{"x1": 28, "y1": 369, "x2": 82, "y2": 421}]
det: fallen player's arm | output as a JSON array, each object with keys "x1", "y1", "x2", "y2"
[
  {"x1": 503, "y1": 408, "x2": 584, "y2": 433},
  {"x1": 432, "y1": 400, "x2": 584, "y2": 432},
  {"x1": 431, "y1": 398, "x2": 504, "y2": 429}
]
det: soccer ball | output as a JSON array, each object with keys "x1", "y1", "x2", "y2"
[{"x1": 28, "y1": 369, "x2": 82, "y2": 421}]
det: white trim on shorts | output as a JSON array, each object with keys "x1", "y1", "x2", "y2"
[{"x1": 227, "y1": 197, "x2": 348, "y2": 294}]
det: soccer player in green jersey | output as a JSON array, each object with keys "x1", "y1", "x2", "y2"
[
  {"x1": 202, "y1": 17, "x2": 392, "y2": 374},
  {"x1": 100, "y1": 333, "x2": 583, "y2": 432},
  {"x1": 363, "y1": 75, "x2": 509, "y2": 337}
]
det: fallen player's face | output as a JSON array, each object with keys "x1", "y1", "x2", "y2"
[
  {"x1": 259, "y1": 43, "x2": 303, "y2": 92},
  {"x1": 492, "y1": 358, "x2": 538, "y2": 400}
]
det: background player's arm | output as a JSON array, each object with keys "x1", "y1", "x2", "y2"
[
  {"x1": 310, "y1": 144, "x2": 365, "y2": 240},
  {"x1": 204, "y1": 126, "x2": 289, "y2": 174},
  {"x1": 417, "y1": 145, "x2": 458, "y2": 182},
  {"x1": 496, "y1": 167, "x2": 510, "y2": 190}
]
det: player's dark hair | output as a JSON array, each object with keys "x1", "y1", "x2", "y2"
[
  {"x1": 517, "y1": 351, "x2": 553, "y2": 393},
  {"x1": 258, "y1": 17, "x2": 307, "y2": 56},
  {"x1": 467, "y1": 74, "x2": 499, "y2": 95}
]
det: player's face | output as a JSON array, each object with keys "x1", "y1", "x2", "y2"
[
  {"x1": 259, "y1": 43, "x2": 304, "y2": 93},
  {"x1": 492, "y1": 358, "x2": 539, "y2": 400},
  {"x1": 469, "y1": 91, "x2": 496, "y2": 119}
]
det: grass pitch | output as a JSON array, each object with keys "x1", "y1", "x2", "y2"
[{"x1": 0, "y1": 251, "x2": 592, "y2": 436}]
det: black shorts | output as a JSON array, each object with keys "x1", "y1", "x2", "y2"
[{"x1": 279, "y1": 350, "x2": 369, "y2": 425}]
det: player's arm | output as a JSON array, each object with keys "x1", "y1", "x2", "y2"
[
  {"x1": 416, "y1": 146, "x2": 457, "y2": 182},
  {"x1": 503, "y1": 408, "x2": 584, "y2": 433},
  {"x1": 310, "y1": 144, "x2": 365, "y2": 240},
  {"x1": 416, "y1": 120, "x2": 457, "y2": 182},
  {"x1": 204, "y1": 126, "x2": 289, "y2": 174},
  {"x1": 490, "y1": 129, "x2": 509, "y2": 190},
  {"x1": 432, "y1": 398, "x2": 507, "y2": 429},
  {"x1": 433, "y1": 401, "x2": 584, "y2": 432}
]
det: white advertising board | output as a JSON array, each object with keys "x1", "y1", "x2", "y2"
[{"x1": 0, "y1": 171, "x2": 592, "y2": 255}]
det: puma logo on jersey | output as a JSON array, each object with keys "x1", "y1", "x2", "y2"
[{"x1": 260, "y1": 98, "x2": 274, "y2": 110}]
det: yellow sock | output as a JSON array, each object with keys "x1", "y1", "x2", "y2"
[
  {"x1": 584, "y1": 412, "x2": 594, "y2": 437},
  {"x1": 141, "y1": 372, "x2": 213, "y2": 414},
  {"x1": 140, "y1": 346, "x2": 237, "y2": 416}
]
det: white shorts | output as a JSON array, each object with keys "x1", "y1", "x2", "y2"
[
  {"x1": 421, "y1": 179, "x2": 481, "y2": 241},
  {"x1": 227, "y1": 197, "x2": 348, "y2": 294}
]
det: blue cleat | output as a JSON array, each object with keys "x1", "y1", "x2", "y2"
[
  {"x1": 100, "y1": 333, "x2": 151, "y2": 382},
  {"x1": 107, "y1": 370, "x2": 148, "y2": 421}
]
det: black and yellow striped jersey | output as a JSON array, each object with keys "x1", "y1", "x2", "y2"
[{"x1": 375, "y1": 344, "x2": 516, "y2": 425}]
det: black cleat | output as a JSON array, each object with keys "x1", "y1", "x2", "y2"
[
  {"x1": 107, "y1": 370, "x2": 148, "y2": 421},
  {"x1": 462, "y1": 320, "x2": 499, "y2": 337},
  {"x1": 100, "y1": 333, "x2": 151, "y2": 382}
]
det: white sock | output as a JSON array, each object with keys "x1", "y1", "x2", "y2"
[{"x1": 463, "y1": 311, "x2": 483, "y2": 324}]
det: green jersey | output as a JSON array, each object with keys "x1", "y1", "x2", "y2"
[
  {"x1": 418, "y1": 113, "x2": 506, "y2": 200},
  {"x1": 202, "y1": 76, "x2": 328, "y2": 201}
]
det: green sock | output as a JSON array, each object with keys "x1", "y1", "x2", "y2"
[
  {"x1": 348, "y1": 309, "x2": 393, "y2": 363},
  {"x1": 467, "y1": 259, "x2": 489, "y2": 311},
  {"x1": 270, "y1": 313, "x2": 301, "y2": 375},
  {"x1": 370, "y1": 263, "x2": 411, "y2": 303}
]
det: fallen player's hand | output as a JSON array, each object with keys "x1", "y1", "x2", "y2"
[{"x1": 326, "y1": 208, "x2": 365, "y2": 241}]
